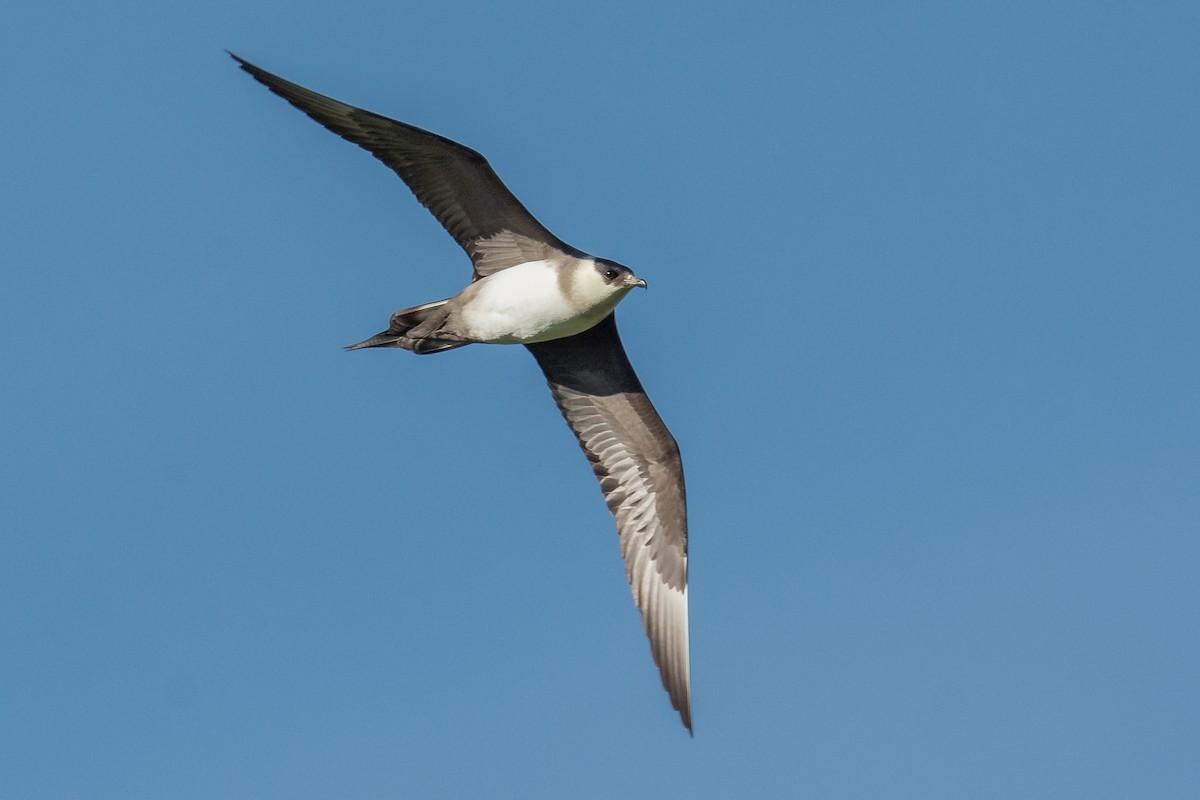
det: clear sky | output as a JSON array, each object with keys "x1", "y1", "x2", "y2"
[{"x1": 3, "y1": 1, "x2": 1198, "y2": 797}]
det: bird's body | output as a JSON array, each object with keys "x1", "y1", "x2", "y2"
[
  {"x1": 358, "y1": 254, "x2": 642, "y2": 350},
  {"x1": 232, "y1": 53, "x2": 691, "y2": 732},
  {"x1": 461, "y1": 258, "x2": 637, "y2": 344}
]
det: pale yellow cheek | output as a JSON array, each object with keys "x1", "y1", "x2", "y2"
[{"x1": 571, "y1": 273, "x2": 624, "y2": 310}]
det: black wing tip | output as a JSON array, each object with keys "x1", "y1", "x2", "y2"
[
  {"x1": 227, "y1": 51, "x2": 273, "y2": 84},
  {"x1": 226, "y1": 50, "x2": 251, "y2": 69},
  {"x1": 227, "y1": 52, "x2": 295, "y2": 97}
]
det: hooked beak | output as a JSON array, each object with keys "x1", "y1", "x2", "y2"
[{"x1": 628, "y1": 276, "x2": 648, "y2": 289}]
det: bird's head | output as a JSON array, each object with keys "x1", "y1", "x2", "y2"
[{"x1": 594, "y1": 259, "x2": 648, "y2": 291}]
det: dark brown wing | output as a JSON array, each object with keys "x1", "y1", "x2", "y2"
[
  {"x1": 526, "y1": 315, "x2": 691, "y2": 732},
  {"x1": 230, "y1": 53, "x2": 576, "y2": 277}
]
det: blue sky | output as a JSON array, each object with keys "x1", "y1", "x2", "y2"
[{"x1": 3, "y1": 1, "x2": 1199, "y2": 797}]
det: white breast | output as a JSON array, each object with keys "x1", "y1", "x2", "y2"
[{"x1": 459, "y1": 259, "x2": 628, "y2": 344}]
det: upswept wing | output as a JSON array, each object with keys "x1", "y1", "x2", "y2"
[
  {"x1": 230, "y1": 53, "x2": 574, "y2": 277},
  {"x1": 526, "y1": 315, "x2": 692, "y2": 732}
]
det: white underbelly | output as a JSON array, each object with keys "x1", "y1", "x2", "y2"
[{"x1": 460, "y1": 261, "x2": 624, "y2": 344}]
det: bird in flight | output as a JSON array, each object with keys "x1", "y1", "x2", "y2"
[{"x1": 231, "y1": 53, "x2": 691, "y2": 732}]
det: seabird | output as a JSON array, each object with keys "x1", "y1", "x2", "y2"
[{"x1": 231, "y1": 53, "x2": 691, "y2": 733}]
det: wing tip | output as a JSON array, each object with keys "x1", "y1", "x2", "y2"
[
  {"x1": 226, "y1": 50, "x2": 253, "y2": 72},
  {"x1": 227, "y1": 51, "x2": 280, "y2": 90},
  {"x1": 673, "y1": 677, "x2": 694, "y2": 735}
]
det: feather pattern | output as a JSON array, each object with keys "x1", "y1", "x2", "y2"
[
  {"x1": 230, "y1": 53, "x2": 576, "y2": 277},
  {"x1": 527, "y1": 315, "x2": 691, "y2": 732}
]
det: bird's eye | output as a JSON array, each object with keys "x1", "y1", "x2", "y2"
[{"x1": 604, "y1": 269, "x2": 619, "y2": 281}]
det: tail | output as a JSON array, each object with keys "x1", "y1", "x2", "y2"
[{"x1": 345, "y1": 299, "x2": 467, "y2": 355}]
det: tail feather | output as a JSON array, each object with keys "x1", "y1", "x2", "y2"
[{"x1": 344, "y1": 298, "x2": 467, "y2": 354}]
